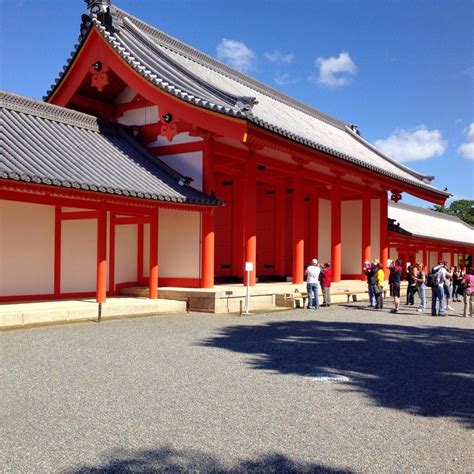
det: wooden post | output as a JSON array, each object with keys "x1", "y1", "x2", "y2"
[
  {"x1": 96, "y1": 208, "x2": 107, "y2": 303},
  {"x1": 331, "y1": 181, "x2": 342, "y2": 282},
  {"x1": 379, "y1": 192, "x2": 389, "y2": 279},
  {"x1": 361, "y1": 192, "x2": 371, "y2": 280},
  {"x1": 292, "y1": 166, "x2": 305, "y2": 284},
  {"x1": 244, "y1": 149, "x2": 257, "y2": 286},
  {"x1": 149, "y1": 209, "x2": 159, "y2": 299},
  {"x1": 201, "y1": 137, "x2": 215, "y2": 288}
]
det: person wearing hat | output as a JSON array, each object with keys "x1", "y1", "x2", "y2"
[{"x1": 305, "y1": 258, "x2": 321, "y2": 309}]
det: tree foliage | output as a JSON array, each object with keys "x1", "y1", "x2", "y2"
[{"x1": 431, "y1": 199, "x2": 474, "y2": 226}]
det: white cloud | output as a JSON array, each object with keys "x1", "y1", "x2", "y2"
[
  {"x1": 264, "y1": 50, "x2": 295, "y2": 65},
  {"x1": 374, "y1": 125, "x2": 447, "y2": 163},
  {"x1": 457, "y1": 123, "x2": 474, "y2": 160},
  {"x1": 274, "y1": 72, "x2": 291, "y2": 86},
  {"x1": 312, "y1": 51, "x2": 356, "y2": 87},
  {"x1": 217, "y1": 38, "x2": 255, "y2": 73}
]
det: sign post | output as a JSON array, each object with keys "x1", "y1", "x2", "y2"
[{"x1": 244, "y1": 261, "x2": 253, "y2": 314}]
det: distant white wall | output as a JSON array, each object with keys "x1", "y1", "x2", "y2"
[
  {"x1": 442, "y1": 252, "x2": 451, "y2": 265},
  {"x1": 416, "y1": 250, "x2": 423, "y2": 264},
  {"x1": 429, "y1": 251, "x2": 438, "y2": 270},
  {"x1": 158, "y1": 152, "x2": 203, "y2": 191},
  {"x1": 342, "y1": 200, "x2": 362, "y2": 274},
  {"x1": 0, "y1": 200, "x2": 54, "y2": 296},
  {"x1": 115, "y1": 225, "x2": 137, "y2": 284},
  {"x1": 61, "y1": 219, "x2": 97, "y2": 293},
  {"x1": 116, "y1": 106, "x2": 159, "y2": 126},
  {"x1": 370, "y1": 199, "x2": 380, "y2": 262},
  {"x1": 318, "y1": 199, "x2": 331, "y2": 263},
  {"x1": 148, "y1": 132, "x2": 203, "y2": 147},
  {"x1": 158, "y1": 209, "x2": 200, "y2": 279}
]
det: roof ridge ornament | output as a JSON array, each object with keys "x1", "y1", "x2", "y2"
[
  {"x1": 84, "y1": 0, "x2": 122, "y2": 32},
  {"x1": 235, "y1": 96, "x2": 258, "y2": 114}
]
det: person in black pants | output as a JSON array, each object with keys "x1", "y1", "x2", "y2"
[{"x1": 405, "y1": 264, "x2": 417, "y2": 305}]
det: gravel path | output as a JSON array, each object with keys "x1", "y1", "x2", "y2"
[{"x1": 2, "y1": 301, "x2": 473, "y2": 473}]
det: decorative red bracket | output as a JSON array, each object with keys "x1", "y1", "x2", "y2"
[{"x1": 89, "y1": 60, "x2": 110, "y2": 92}]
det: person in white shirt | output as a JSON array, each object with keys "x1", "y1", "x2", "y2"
[{"x1": 305, "y1": 258, "x2": 321, "y2": 309}]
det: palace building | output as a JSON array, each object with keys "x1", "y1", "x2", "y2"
[{"x1": 1, "y1": 0, "x2": 472, "y2": 303}]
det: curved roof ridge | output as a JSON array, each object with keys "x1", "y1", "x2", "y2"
[
  {"x1": 1, "y1": 90, "x2": 100, "y2": 131},
  {"x1": 111, "y1": 6, "x2": 348, "y2": 131},
  {"x1": 345, "y1": 126, "x2": 430, "y2": 183}
]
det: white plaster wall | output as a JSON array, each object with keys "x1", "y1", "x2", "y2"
[
  {"x1": 116, "y1": 106, "x2": 159, "y2": 126},
  {"x1": 371, "y1": 199, "x2": 380, "y2": 261},
  {"x1": 0, "y1": 200, "x2": 54, "y2": 296},
  {"x1": 389, "y1": 248, "x2": 398, "y2": 260},
  {"x1": 429, "y1": 251, "x2": 438, "y2": 271},
  {"x1": 148, "y1": 132, "x2": 203, "y2": 147},
  {"x1": 158, "y1": 209, "x2": 200, "y2": 278},
  {"x1": 416, "y1": 250, "x2": 423, "y2": 264},
  {"x1": 318, "y1": 199, "x2": 331, "y2": 263},
  {"x1": 341, "y1": 200, "x2": 362, "y2": 274},
  {"x1": 159, "y1": 152, "x2": 203, "y2": 191},
  {"x1": 442, "y1": 252, "x2": 451, "y2": 265},
  {"x1": 61, "y1": 220, "x2": 97, "y2": 293},
  {"x1": 454, "y1": 253, "x2": 459, "y2": 265},
  {"x1": 115, "y1": 225, "x2": 137, "y2": 284}
]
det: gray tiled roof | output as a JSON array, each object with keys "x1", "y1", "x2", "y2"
[
  {"x1": 388, "y1": 202, "x2": 474, "y2": 246},
  {"x1": 44, "y1": 4, "x2": 450, "y2": 200},
  {"x1": 0, "y1": 91, "x2": 220, "y2": 206}
]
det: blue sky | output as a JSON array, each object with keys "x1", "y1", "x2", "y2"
[{"x1": 1, "y1": 0, "x2": 473, "y2": 207}]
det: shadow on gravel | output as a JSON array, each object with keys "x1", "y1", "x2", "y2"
[
  {"x1": 200, "y1": 320, "x2": 474, "y2": 428},
  {"x1": 71, "y1": 446, "x2": 351, "y2": 473}
]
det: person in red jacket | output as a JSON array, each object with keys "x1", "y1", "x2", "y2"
[{"x1": 320, "y1": 262, "x2": 332, "y2": 307}]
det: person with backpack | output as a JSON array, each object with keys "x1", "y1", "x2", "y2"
[
  {"x1": 364, "y1": 260, "x2": 377, "y2": 308},
  {"x1": 428, "y1": 261, "x2": 449, "y2": 316},
  {"x1": 414, "y1": 262, "x2": 426, "y2": 313}
]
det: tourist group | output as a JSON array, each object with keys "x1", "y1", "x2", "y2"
[{"x1": 305, "y1": 258, "x2": 474, "y2": 317}]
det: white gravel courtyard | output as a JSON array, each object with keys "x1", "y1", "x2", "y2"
[{"x1": 2, "y1": 302, "x2": 473, "y2": 472}]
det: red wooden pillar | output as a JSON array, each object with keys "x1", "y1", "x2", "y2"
[
  {"x1": 244, "y1": 149, "x2": 257, "y2": 286},
  {"x1": 149, "y1": 209, "x2": 159, "y2": 299},
  {"x1": 310, "y1": 192, "x2": 319, "y2": 261},
  {"x1": 331, "y1": 181, "x2": 342, "y2": 282},
  {"x1": 201, "y1": 138, "x2": 215, "y2": 288},
  {"x1": 292, "y1": 167, "x2": 305, "y2": 283},
  {"x1": 54, "y1": 206, "x2": 61, "y2": 297},
  {"x1": 379, "y1": 192, "x2": 389, "y2": 279},
  {"x1": 96, "y1": 208, "x2": 107, "y2": 303},
  {"x1": 274, "y1": 184, "x2": 286, "y2": 276},
  {"x1": 361, "y1": 192, "x2": 371, "y2": 280}
]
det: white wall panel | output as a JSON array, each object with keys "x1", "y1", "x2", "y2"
[
  {"x1": 115, "y1": 225, "x2": 137, "y2": 284},
  {"x1": 0, "y1": 201, "x2": 54, "y2": 296},
  {"x1": 61, "y1": 219, "x2": 97, "y2": 293},
  {"x1": 429, "y1": 251, "x2": 438, "y2": 271},
  {"x1": 148, "y1": 132, "x2": 203, "y2": 147},
  {"x1": 371, "y1": 199, "x2": 380, "y2": 261},
  {"x1": 342, "y1": 200, "x2": 362, "y2": 274},
  {"x1": 442, "y1": 252, "x2": 451, "y2": 265},
  {"x1": 318, "y1": 199, "x2": 331, "y2": 263},
  {"x1": 116, "y1": 106, "x2": 159, "y2": 126},
  {"x1": 158, "y1": 209, "x2": 200, "y2": 278}
]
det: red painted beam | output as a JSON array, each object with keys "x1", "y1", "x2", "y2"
[{"x1": 148, "y1": 141, "x2": 204, "y2": 156}]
